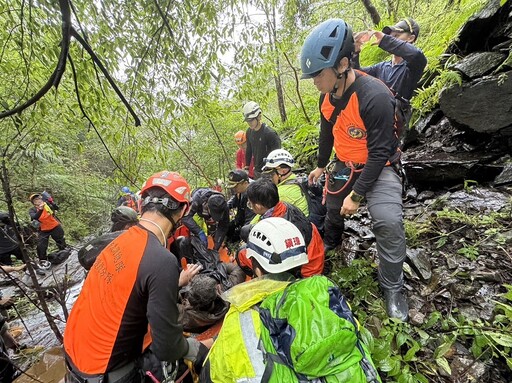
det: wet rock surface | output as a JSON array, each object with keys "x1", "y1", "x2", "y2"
[
  {"x1": 404, "y1": 0, "x2": 512, "y2": 187},
  {"x1": 330, "y1": 185, "x2": 512, "y2": 382},
  {"x1": 402, "y1": 116, "x2": 508, "y2": 186},
  {"x1": 453, "y1": 51, "x2": 507, "y2": 78},
  {"x1": 0, "y1": 246, "x2": 86, "y2": 372},
  {"x1": 439, "y1": 70, "x2": 512, "y2": 134}
]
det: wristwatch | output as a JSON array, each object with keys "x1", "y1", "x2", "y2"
[{"x1": 349, "y1": 190, "x2": 365, "y2": 203}]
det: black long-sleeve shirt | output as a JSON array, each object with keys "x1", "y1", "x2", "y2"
[
  {"x1": 353, "y1": 34, "x2": 427, "y2": 100},
  {"x1": 245, "y1": 123, "x2": 281, "y2": 173}
]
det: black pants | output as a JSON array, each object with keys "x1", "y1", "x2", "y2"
[{"x1": 37, "y1": 225, "x2": 66, "y2": 261}]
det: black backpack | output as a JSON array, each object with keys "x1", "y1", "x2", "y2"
[{"x1": 283, "y1": 176, "x2": 326, "y2": 234}]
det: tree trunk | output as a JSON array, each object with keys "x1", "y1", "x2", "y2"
[
  {"x1": 274, "y1": 67, "x2": 287, "y2": 123},
  {"x1": 381, "y1": 0, "x2": 395, "y2": 20},
  {"x1": 266, "y1": 5, "x2": 287, "y2": 122},
  {"x1": 360, "y1": 0, "x2": 382, "y2": 25}
]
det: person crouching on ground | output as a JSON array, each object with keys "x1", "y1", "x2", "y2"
[{"x1": 64, "y1": 171, "x2": 211, "y2": 383}]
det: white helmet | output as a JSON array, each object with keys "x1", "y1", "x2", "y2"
[
  {"x1": 262, "y1": 149, "x2": 295, "y2": 171},
  {"x1": 242, "y1": 101, "x2": 261, "y2": 121},
  {"x1": 246, "y1": 217, "x2": 308, "y2": 274}
]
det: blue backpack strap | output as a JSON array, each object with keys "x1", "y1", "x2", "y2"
[{"x1": 328, "y1": 283, "x2": 380, "y2": 383}]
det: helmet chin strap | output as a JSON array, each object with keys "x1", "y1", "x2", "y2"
[
  {"x1": 277, "y1": 168, "x2": 291, "y2": 182},
  {"x1": 331, "y1": 66, "x2": 349, "y2": 95}
]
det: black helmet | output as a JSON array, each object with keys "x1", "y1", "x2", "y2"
[
  {"x1": 207, "y1": 194, "x2": 227, "y2": 222},
  {"x1": 111, "y1": 206, "x2": 138, "y2": 223},
  {"x1": 111, "y1": 206, "x2": 138, "y2": 232}
]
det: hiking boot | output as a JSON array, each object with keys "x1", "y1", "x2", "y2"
[
  {"x1": 27, "y1": 262, "x2": 46, "y2": 276},
  {"x1": 383, "y1": 290, "x2": 409, "y2": 322}
]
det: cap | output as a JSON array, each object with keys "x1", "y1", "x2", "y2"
[
  {"x1": 29, "y1": 193, "x2": 42, "y2": 202},
  {"x1": 382, "y1": 18, "x2": 419, "y2": 39},
  {"x1": 207, "y1": 194, "x2": 227, "y2": 221},
  {"x1": 227, "y1": 170, "x2": 249, "y2": 186}
]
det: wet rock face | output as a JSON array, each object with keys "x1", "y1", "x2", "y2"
[
  {"x1": 439, "y1": 70, "x2": 512, "y2": 134},
  {"x1": 406, "y1": 0, "x2": 512, "y2": 187},
  {"x1": 402, "y1": 117, "x2": 506, "y2": 187},
  {"x1": 453, "y1": 52, "x2": 506, "y2": 78},
  {"x1": 442, "y1": 0, "x2": 512, "y2": 136},
  {"x1": 447, "y1": 0, "x2": 510, "y2": 56},
  {"x1": 495, "y1": 161, "x2": 512, "y2": 186}
]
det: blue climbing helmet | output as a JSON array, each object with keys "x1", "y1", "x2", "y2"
[
  {"x1": 300, "y1": 19, "x2": 354, "y2": 79},
  {"x1": 121, "y1": 186, "x2": 131, "y2": 194}
]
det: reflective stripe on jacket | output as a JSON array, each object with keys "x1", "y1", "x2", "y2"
[{"x1": 206, "y1": 278, "x2": 290, "y2": 382}]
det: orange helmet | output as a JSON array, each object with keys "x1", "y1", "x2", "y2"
[
  {"x1": 140, "y1": 171, "x2": 191, "y2": 209},
  {"x1": 234, "y1": 130, "x2": 246, "y2": 145}
]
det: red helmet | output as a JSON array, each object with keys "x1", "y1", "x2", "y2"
[
  {"x1": 234, "y1": 130, "x2": 246, "y2": 144},
  {"x1": 140, "y1": 171, "x2": 191, "y2": 209}
]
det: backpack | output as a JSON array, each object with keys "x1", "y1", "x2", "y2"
[
  {"x1": 78, "y1": 231, "x2": 124, "y2": 270},
  {"x1": 258, "y1": 276, "x2": 381, "y2": 383},
  {"x1": 285, "y1": 176, "x2": 326, "y2": 233}
]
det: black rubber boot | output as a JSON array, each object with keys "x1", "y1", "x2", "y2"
[{"x1": 383, "y1": 290, "x2": 409, "y2": 322}]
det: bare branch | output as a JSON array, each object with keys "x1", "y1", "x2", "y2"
[
  {"x1": 282, "y1": 51, "x2": 311, "y2": 125},
  {"x1": 207, "y1": 118, "x2": 232, "y2": 168},
  {"x1": 0, "y1": 0, "x2": 71, "y2": 120},
  {"x1": 68, "y1": 54, "x2": 139, "y2": 189},
  {"x1": 70, "y1": 27, "x2": 141, "y2": 127},
  {"x1": 360, "y1": 0, "x2": 381, "y2": 25}
]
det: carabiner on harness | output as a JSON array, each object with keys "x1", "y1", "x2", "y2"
[{"x1": 161, "y1": 360, "x2": 179, "y2": 383}]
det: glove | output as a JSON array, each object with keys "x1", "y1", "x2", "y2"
[
  {"x1": 184, "y1": 338, "x2": 209, "y2": 372},
  {"x1": 198, "y1": 231, "x2": 208, "y2": 246},
  {"x1": 184, "y1": 338, "x2": 201, "y2": 363}
]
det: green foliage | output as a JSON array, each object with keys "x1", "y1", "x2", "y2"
[
  {"x1": 331, "y1": 255, "x2": 512, "y2": 382},
  {"x1": 411, "y1": 67, "x2": 462, "y2": 115}
]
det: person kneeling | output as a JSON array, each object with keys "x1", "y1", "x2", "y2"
[{"x1": 201, "y1": 218, "x2": 381, "y2": 383}]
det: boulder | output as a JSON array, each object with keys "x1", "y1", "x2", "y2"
[
  {"x1": 453, "y1": 52, "x2": 505, "y2": 78},
  {"x1": 439, "y1": 70, "x2": 512, "y2": 133}
]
